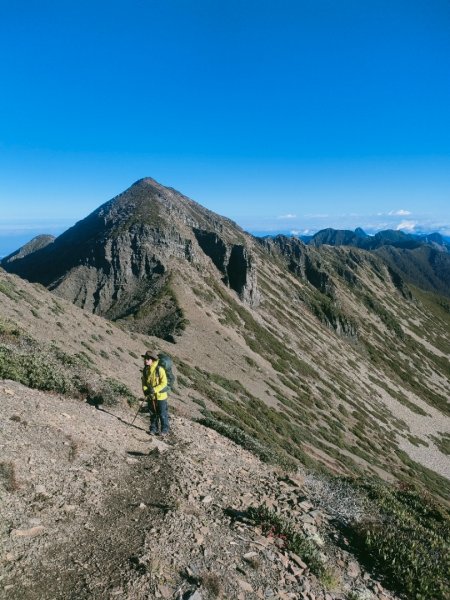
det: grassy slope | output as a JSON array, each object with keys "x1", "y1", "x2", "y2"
[{"x1": 1, "y1": 263, "x2": 450, "y2": 600}]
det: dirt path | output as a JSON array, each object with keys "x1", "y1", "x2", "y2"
[
  {"x1": 6, "y1": 450, "x2": 172, "y2": 600},
  {"x1": 0, "y1": 381, "x2": 174, "y2": 600},
  {"x1": 1, "y1": 381, "x2": 399, "y2": 600}
]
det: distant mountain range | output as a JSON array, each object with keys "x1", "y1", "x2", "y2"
[
  {"x1": 255, "y1": 227, "x2": 450, "y2": 298},
  {"x1": 291, "y1": 227, "x2": 450, "y2": 298},
  {"x1": 304, "y1": 227, "x2": 450, "y2": 251}
]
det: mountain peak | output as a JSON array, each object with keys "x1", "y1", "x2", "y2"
[
  {"x1": 2, "y1": 234, "x2": 55, "y2": 265},
  {"x1": 354, "y1": 227, "x2": 368, "y2": 237},
  {"x1": 2, "y1": 179, "x2": 259, "y2": 339}
]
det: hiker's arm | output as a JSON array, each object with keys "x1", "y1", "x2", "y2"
[
  {"x1": 142, "y1": 372, "x2": 153, "y2": 396},
  {"x1": 152, "y1": 367, "x2": 168, "y2": 394}
]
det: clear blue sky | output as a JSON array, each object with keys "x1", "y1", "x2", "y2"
[{"x1": 1, "y1": 0, "x2": 449, "y2": 254}]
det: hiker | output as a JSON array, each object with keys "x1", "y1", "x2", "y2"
[{"x1": 141, "y1": 351, "x2": 170, "y2": 436}]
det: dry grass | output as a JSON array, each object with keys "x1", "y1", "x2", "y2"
[
  {"x1": 66, "y1": 435, "x2": 79, "y2": 462},
  {"x1": 201, "y1": 572, "x2": 222, "y2": 597},
  {"x1": 0, "y1": 461, "x2": 19, "y2": 492}
]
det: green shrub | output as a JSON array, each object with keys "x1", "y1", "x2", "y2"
[
  {"x1": 430, "y1": 433, "x2": 450, "y2": 455},
  {"x1": 345, "y1": 480, "x2": 450, "y2": 600},
  {"x1": 81, "y1": 340, "x2": 94, "y2": 353},
  {"x1": 192, "y1": 397, "x2": 206, "y2": 409},
  {"x1": 198, "y1": 415, "x2": 295, "y2": 470},
  {"x1": 0, "y1": 280, "x2": 18, "y2": 300},
  {"x1": 0, "y1": 347, "x2": 71, "y2": 394},
  {"x1": 0, "y1": 324, "x2": 138, "y2": 407},
  {"x1": 101, "y1": 378, "x2": 138, "y2": 406},
  {"x1": 0, "y1": 461, "x2": 19, "y2": 492}
]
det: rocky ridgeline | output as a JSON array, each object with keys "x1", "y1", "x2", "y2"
[
  {"x1": 135, "y1": 419, "x2": 395, "y2": 600},
  {"x1": 1, "y1": 381, "x2": 397, "y2": 600}
]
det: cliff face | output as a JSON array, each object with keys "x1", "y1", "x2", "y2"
[{"x1": 2, "y1": 178, "x2": 259, "y2": 339}]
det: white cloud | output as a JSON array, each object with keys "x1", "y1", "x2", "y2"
[
  {"x1": 396, "y1": 220, "x2": 418, "y2": 232},
  {"x1": 291, "y1": 229, "x2": 312, "y2": 235},
  {"x1": 276, "y1": 214, "x2": 297, "y2": 220},
  {"x1": 388, "y1": 209, "x2": 411, "y2": 216}
]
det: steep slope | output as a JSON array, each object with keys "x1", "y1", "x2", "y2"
[
  {"x1": 374, "y1": 244, "x2": 450, "y2": 298},
  {"x1": 2, "y1": 178, "x2": 258, "y2": 341},
  {"x1": 1, "y1": 178, "x2": 449, "y2": 505},
  {"x1": 307, "y1": 227, "x2": 450, "y2": 297},
  {"x1": 1, "y1": 265, "x2": 449, "y2": 599},
  {"x1": 2, "y1": 234, "x2": 55, "y2": 264}
]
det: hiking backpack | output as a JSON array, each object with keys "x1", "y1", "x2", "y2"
[{"x1": 158, "y1": 353, "x2": 176, "y2": 391}]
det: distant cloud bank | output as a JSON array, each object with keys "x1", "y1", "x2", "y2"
[
  {"x1": 240, "y1": 211, "x2": 450, "y2": 238},
  {"x1": 396, "y1": 220, "x2": 418, "y2": 231},
  {"x1": 388, "y1": 209, "x2": 411, "y2": 216}
]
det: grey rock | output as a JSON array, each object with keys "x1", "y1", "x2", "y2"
[
  {"x1": 187, "y1": 591, "x2": 203, "y2": 600},
  {"x1": 347, "y1": 560, "x2": 360, "y2": 578}
]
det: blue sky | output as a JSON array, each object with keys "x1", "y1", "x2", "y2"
[{"x1": 1, "y1": 0, "x2": 449, "y2": 255}]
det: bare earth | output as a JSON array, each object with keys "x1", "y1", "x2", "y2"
[{"x1": 0, "y1": 381, "x2": 397, "y2": 600}]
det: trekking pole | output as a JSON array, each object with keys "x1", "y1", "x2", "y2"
[{"x1": 131, "y1": 398, "x2": 145, "y2": 426}]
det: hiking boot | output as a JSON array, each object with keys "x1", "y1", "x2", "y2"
[
  {"x1": 149, "y1": 430, "x2": 159, "y2": 436},
  {"x1": 160, "y1": 431, "x2": 170, "y2": 437}
]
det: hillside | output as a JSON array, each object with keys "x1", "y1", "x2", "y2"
[
  {"x1": 1, "y1": 177, "x2": 450, "y2": 598},
  {"x1": 1, "y1": 178, "x2": 449, "y2": 499},
  {"x1": 306, "y1": 227, "x2": 450, "y2": 297},
  {"x1": 1, "y1": 380, "x2": 406, "y2": 600}
]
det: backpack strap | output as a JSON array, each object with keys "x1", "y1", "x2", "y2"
[{"x1": 158, "y1": 365, "x2": 169, "y2": 393}]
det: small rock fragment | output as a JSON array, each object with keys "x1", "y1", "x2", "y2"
[
  {"x1": 289, "y1": 552, "x2": 307, "y2": 569},
  {"x1": 347, "y1": 560, "x2": 360, "y2": 578},
  {"x1": 5, "y1": 552, "x2": 19, "y2": 562},
  {"x1": 238, "y1": 579, "x2": 254, "y2": 592},
  {"x1": 157, "y1": 585, "x2": 172, "y2": 599},
  {"x1": 11, "y1": 526, "x2": 45, "y2": 538}
]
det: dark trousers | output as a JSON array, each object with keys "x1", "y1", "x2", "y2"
[{"x1": 148, "y1": 399, "x2": 169, "y2": 433}]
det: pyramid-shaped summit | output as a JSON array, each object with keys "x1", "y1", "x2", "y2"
[{"x1": 2, "y1": 178, "x2": 260, "y2": 340}]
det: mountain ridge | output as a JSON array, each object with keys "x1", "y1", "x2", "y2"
[
  {"x1": 303, "y1": 227, "x2": 450, "y2": 297},
  {"x1": 1, "y1": 264, "x2": 449, "y2": 599},
  {"x1": 1, "y1": 178, "x2": 449, "y2": 494}
]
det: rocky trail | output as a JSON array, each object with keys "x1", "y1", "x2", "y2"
[{"x1": 1, "y1": 382, "x2": 398, "y2": 600}]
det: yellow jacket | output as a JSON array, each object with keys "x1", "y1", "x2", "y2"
[{"x1": 142, "y1": 360, "x2": 168, "y2": 401}]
